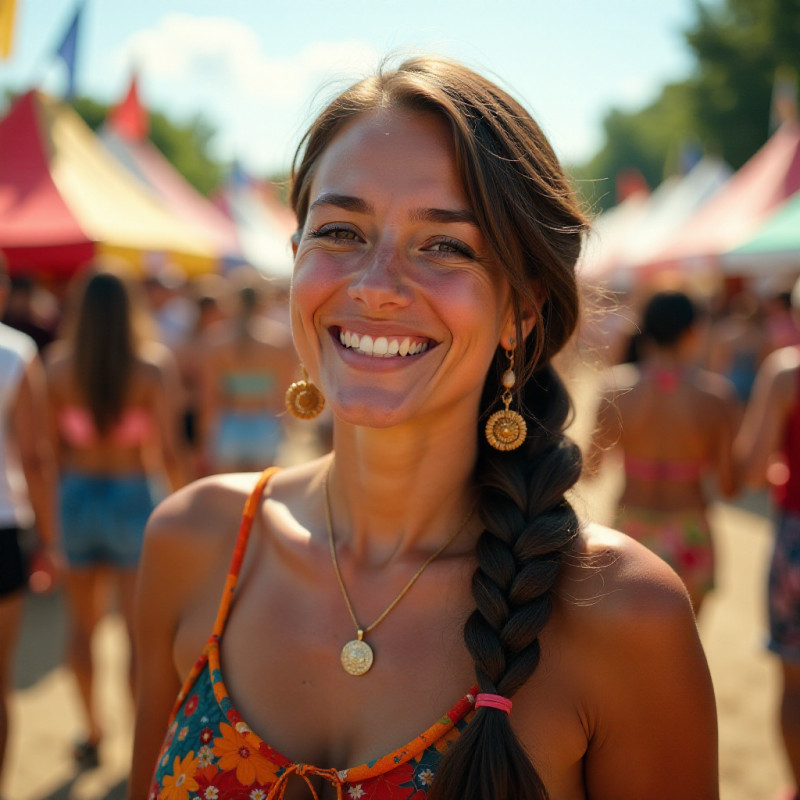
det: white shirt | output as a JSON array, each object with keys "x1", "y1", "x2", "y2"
[{"x1": 0, "y1": 322, "x2": 37, "y2": 527}]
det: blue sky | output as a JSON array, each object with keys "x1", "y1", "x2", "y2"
[{"x1": 1, "y1": 0, "x2": 699, "y2": 176}]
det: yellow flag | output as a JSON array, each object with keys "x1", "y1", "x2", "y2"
[{"x1": 0, "y1": 0, "x2": 17, "y2": 59}]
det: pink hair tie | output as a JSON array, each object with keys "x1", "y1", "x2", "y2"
[{"x1": 474, "y1": 693, "x2": 512, "y2": 714}]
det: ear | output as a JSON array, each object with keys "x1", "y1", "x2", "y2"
[
  {"x1": 291, "y1": 230, "x2": 300, "y2": 258},
  {"x1": 499, "y1": 294, "x2": 540, "y2": 351}
]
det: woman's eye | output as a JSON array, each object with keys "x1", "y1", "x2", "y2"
[
  {"x1": 307, "y1": 225, "x2": 359, "y2": 242},
  {"x1": 427, "y1": 238, "x2": 474, "y2": 258}
]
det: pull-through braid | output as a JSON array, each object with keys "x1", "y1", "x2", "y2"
[{"x1": 429, "y1": 361, "x2": 582, "y2": 800}]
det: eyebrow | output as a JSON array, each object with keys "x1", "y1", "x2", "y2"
[{"x1": 308, "y1": 193, "x2": 478, "y2": 228}]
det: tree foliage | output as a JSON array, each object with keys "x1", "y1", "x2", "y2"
[
  {"x1": 71, "y1": 97, "x2": 224, "y2": 196},
  {"x1": 575, "y1": 0, "x2": 800, "y2": 211}
]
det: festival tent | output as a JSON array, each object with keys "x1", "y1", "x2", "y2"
[
  {"x1": 0, "y1": 90, "x2": 219, "y2": 279},
  {"x1": 216, "y1": 172, "x2": 296, "y2": 280},
  {"x1": 722, "y1": 189, "x2": 800, "y2": 275},
  {"x1": 577, "y1": 190, "x2": 650, "y2": 286},
  {"x1": 99, "y1": 77, "x2": 244, "y2": 267},
  {"x1": 613, "y1": 157, "x2": 732, "y2": 278},
  {"x1": 638, "y1": 121, "x2": 800, "y2": 276}
]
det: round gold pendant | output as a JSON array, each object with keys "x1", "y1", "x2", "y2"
[
  {"x1": 340, "y1": 639, "x2": 374, "y2": 676},
  {"x1": 284, "y1": 379, "x2": 325, "y2": 419},
  {"x1": 485, "y1": 409, "x2": 527, "y2": 451}
]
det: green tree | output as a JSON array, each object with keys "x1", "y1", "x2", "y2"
[
  {"x1": 575, "y1": 0, "x2": 800, "y2": 211},
  {"x1": 71, "y1": 97, "x2": 225, "y2": 196}
]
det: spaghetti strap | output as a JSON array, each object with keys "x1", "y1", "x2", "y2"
[{"x1": 211, "y1": 467, "x2": 281, "y2": 640}]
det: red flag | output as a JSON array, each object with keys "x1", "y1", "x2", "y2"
[{"x1": 109, "y1": 74, "x2": 149, "y2": 141}]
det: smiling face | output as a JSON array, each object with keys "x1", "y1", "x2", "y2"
[{"x1": 290, "y1": 108, "x2": 516, "y2": 431}]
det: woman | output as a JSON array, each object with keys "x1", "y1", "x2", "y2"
[
  {"x1": 46, "y1": 269, "x2": 185, "y2": 765},
  {"x1": 198, "y1": 275, "x2": 298, "y2": 472},
  {"x1": 591, "y1": 289, "x2": 739, "y2": 614},
  {"x1": 736, "y1": 276, "x2": 800, "y2": 800},
  {"x1": 131, "y1": 57, "x2": 717, "y2": 799}
]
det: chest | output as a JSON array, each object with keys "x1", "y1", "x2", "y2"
[{"x1": 172, "y1": 547, "x2": 589, "y2": 799}]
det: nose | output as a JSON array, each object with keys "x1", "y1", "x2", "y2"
[{"x1": 347, "y1": 243, "x2": 412, "y2": 309}]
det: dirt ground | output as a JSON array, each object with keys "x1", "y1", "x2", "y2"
[{"x1": 2, "y1": 371, "x2": 793, "y2": 800}]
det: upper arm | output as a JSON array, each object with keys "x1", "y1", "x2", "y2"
[
  {"x1": 582, "y1": 547, "x2": 718, "y2": 799},
  {"x1": 735, "y1": 355, "x2": 795, "y2": 485},
  {"x1": 709, "y1": 388, "x2": 740, "y2": 498},
  {"x1": 129, "y1": 501, "x2": 187, "y2": 798},
  {"x1": 11, "y1": 354, "x2": 50, "y2": 459}
]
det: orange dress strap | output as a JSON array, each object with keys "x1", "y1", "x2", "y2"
[
  {"x1": 167, "y1": 467, "x2": 281, "y2": 722},
  {"x1": 212, "y1": 466, "x2": 281, "y2": 639}
]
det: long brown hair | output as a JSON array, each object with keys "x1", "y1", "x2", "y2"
[
  {"x1": 291, "y1": 56, "x2": 587, "y2": 800},
  {"x1": 71, "y1": 270, "x2": 139, "y2": 435}
]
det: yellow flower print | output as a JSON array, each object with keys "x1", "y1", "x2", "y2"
[
  {"x1": 159, "y1": 751, "x2": 200, "y2": 800},
  {"x1": 214, "y1": 723, "x2": 279, "y2": 786}
]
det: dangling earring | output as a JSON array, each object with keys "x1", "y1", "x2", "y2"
[
  {"x1": 485, "y1": 344, "x2": 527, "y2": 451},
  {"x1": 285, "y1": 367, "x2": 325, "y2": 420}
]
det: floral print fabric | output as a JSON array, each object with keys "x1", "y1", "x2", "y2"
[
  {"x1": 768, "y1": 511, "x2": 800, "y2": 663},
  {"x1": 616, "y1": 505, "x2": 715, "y2": 600},
  {"x1": 149, "y1": 468, "x2": 477, "y2": 800}
]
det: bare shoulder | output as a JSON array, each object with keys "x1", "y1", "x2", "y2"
[
  {"x1": 692, "y1": 367, "x2": 739, "y2": 406},
  {"x1": 763, "y1": 346, "x2": 800, "y2": 388},
  {"x1": 142, "y1": 472, "x2": 268, "y2": 592},
  {"x1": 558, "y1": 522, "x2": 695, "y2": 642}
]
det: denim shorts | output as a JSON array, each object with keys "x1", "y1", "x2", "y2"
[
  {"x1": 59, "y1": 471, "x2": 156, "y2": 568},
  {"x1": 213, "y1": 411, "x2": 283, "y2": 470}
]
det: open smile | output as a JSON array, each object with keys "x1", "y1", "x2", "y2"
[{"x1": 331, "y1": 326, "x2": 436, "y2": 358}]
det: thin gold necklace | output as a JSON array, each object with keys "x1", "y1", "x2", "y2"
[{"x1": 324, "y1": 466, "x2": 475, "y2": 676}]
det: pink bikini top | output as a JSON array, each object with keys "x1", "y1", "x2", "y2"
[{"x1": 58, "y1": 406, "x2": 152, "y2": 448}]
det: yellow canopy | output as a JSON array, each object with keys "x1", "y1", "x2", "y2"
[{"x1": 39, "y1": 93, "x2": 218, "y2": 276}]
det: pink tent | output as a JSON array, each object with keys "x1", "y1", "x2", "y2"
[
  {"x1": 640, "y1": 122, "x2": 800, "y2": 275},
  {"x1": 100, "y1": 76, "x2": 243, "y2": 264},
  {"x1": 0, "y1": 90, "x2": 95, "y2": 275}
]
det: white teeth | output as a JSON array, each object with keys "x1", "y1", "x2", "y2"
[
  {"x1": 337, "y1": 329, "x2": 429, "y2": 358},
  {"x1": 357, "y1": 334, "x2": 374, "y2": 355}
]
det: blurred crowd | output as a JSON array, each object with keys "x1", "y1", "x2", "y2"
[{"x1": 0, "y1": 254, "x2": 799, "y2": 795}]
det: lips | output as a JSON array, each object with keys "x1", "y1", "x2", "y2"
[{"x1": 334, "y1": 326, "x2": 433, "y2": 358}]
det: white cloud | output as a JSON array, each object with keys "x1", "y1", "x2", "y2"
[{"x1": 114, "y1": 14, "x2": 380, "y2": 174}]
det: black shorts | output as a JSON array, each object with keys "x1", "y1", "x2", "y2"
[{"x1": 0, "y1": 527, "x2": 28, "y2": 599}]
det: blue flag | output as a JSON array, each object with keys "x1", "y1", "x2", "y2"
[{"x1": 55, "y1": 2, "x2": 83, "y2": 98}]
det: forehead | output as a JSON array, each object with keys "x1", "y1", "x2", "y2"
[{"x1": 309, "y1": 108, "x2": 469, "y2": 209}]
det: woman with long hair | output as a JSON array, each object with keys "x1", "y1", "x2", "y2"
[
  {"x1": 591, "y1": 289, "x2": 740, "y2": 615},
  {"x1": 46, "y1": 268, "x2": 185, "y2": 765},
  {"x1": 130, "y1": 57, "x2": 717, "y2": 799}
]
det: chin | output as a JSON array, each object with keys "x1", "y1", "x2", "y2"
[{"x1": 325, "y1": 386, "x2": 419, "y2": 429}]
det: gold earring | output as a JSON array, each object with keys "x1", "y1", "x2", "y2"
[
  {"x1": 285, "y1": 367, "x2": 325, "y2": 420},
  {"x1": 485, "y1": 346, "x2": 527, "y2": 451}
]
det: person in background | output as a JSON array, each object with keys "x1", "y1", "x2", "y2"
[
  {"x1": 591, "y1": 289, "x2": 740, "y2": 614},
  {"x1": 1, "y1": 274, "x2": 57, "y2": 353},
  {"x1": 130, "y1": 56, "x2": 717, "y2": 800},
  {"x1": 46, "y1": 268, "x2": 186, "y2": 767},
  {"x1": 199, "y1": 271, "x2": 298, "y2": 472},
  {"x1": 0, "y1": 257, "x2": 59, "y2": 793},
  {"x1": 707, "y1": 289, "x2": 770, "y2": 404},
  {"x1": 173, "y1": 276, "x2": 227, "y2": 478},
  {"x1": 736, "y1": 276, "x2": 800, "y2": 800}
]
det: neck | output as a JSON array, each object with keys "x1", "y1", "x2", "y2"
[{"x1": 325, "y1": 412, "x2": 481, "y2": 566}]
